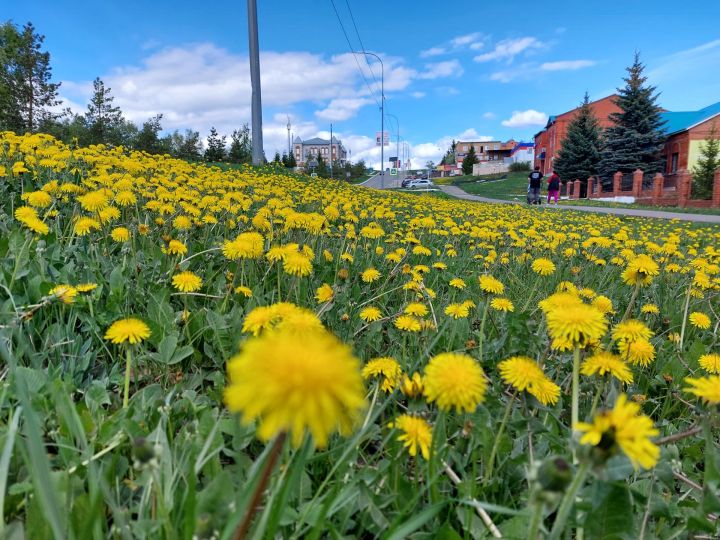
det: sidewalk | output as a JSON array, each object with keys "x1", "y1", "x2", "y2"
[{"x1": 438, "y1": 185, "x2": 720, "y2": 224}]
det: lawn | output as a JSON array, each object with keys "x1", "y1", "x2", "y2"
[
  {"x1": 453, "y1": 172, "x2": 530, "y2": 199},
  {"x1": 2, "y1": 131, "x2": 719, "y2": 539}
]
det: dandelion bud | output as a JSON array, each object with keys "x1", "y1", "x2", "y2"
[{"x1": 537, "y1": 456, "x2": 572, "y2": 492}]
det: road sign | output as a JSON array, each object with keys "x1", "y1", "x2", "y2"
[
  {"x1": 375, "y1": 131, "x2": 390, "y2": 146},
  {"x1": 390, "y1": 168, "x2": 398, "y2": 176}
]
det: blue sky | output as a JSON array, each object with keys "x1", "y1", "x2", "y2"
[{"x1": 6, "y1": 1, "x2": 720, "y2": 168}]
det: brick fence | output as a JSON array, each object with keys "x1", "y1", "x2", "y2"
[{"x1": 569, "y1": 169, "x2": 720, "y2": 208}]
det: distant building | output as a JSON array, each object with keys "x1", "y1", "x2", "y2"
[
  {"x1": 507, "y1": 142, "x2": 535, "y2": 164},
  {"x1": 661, "y1": 102, "x2": 720, "y2": 174},
  {"x1": 533, "y1": 95, "x2": 720, "y2": 177},
  {"x1": 456, "y1": 140, "x2": 515, "y2": 167},
  {"x1": 293, "y1": 136, "x2": 348, "y2": 166}
]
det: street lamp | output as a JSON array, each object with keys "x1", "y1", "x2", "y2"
[
  {"x1": 352, "y1": 51, "x2": 384, "y2": 188},
  {"x1": 386, "y1": 112, "x2": 400, "y2": 185}
]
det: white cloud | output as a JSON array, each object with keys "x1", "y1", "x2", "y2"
[
  {"x1": 315, "y1": 98, "x2": 374, "y2": 121},
  {"x1": 451, "y1": 32, "x2": 483, "y2": 47},
  {"x1": 501, "y1": 109, "x2": 548, "y2": 128},
  {"x1": 420, "y1": 47, "x2": 446, "y2": 58},
  {"x1": 469, "y1": 42, "x2": 484, "y2": 51},
  {"x1": 435, "y1": 86, "x2": 460, "y2": 96},
  {"x1": 417, "y1": 60, "x2": 463, "y2": 79},
  {"x1": 482, "y1": 112, "x2": 495, "y2": 119},
  {"x1": 540, "y1": 60, "x2": 596, "y2": 71},
  {"x1": 474, "y1": 37, "x2": 544, "y2": 63},
  {"x1": 410, "y1": 91, "x2": 426, "y2": 98}
]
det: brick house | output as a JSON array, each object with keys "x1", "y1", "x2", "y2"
[
  {"x1": 661, "y1": 102, "x2": 720, "y2": 174},
  {"x1": 456, "y1": 139, "x2": 516, "y2": 167},
  {"x1": 293, "y1": 136, "x2": 348, "y2": 167},
  {"x1": 533, "y1": 95, "x2": 620, "y2": 175}
]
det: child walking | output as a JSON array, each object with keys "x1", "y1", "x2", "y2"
[{"x1": 547, "y1": 171, "x2": 560, "y2": 205}]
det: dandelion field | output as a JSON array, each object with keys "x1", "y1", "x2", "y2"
[{"x1": 1, "y1": 132, "x2": 720, "y2": 539}]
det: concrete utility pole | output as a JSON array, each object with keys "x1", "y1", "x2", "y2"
[
  {"x1": 353, "y1": 51, "x2": 384, "y2": 188},
  {"x1": 329, "y1": 123, "x2": 333, "y2": 179},
  {"x1": 247, "y1": 0, "x2": 264, "y2": 166},
  {"x1": 286, "y1": 116, "x2": 291, "y2": 158}
]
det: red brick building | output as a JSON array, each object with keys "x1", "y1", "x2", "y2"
[
  {"x1": 661, "y1": 102, "x2": 720, "y2": 174},
  {"x1": 533, "y1": 95, "x2": 620, "y2": 175}
]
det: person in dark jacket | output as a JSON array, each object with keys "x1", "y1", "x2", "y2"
[
  {"x1": 528, "y1": 166, "x2": 543, "y2": 204},
  {"x1": 547, "y1": 171, "x2": 560, "y2": 205}
]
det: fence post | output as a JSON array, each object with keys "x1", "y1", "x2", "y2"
[
  {"x1": 652, "y1": 173, "x2": 664, "y2": 205},
  {"x1": 587, "y1": 176, "x2": 595, "y2": 198},
  {"x1": 613, "y1": 171, "x2": 622, "y2": 196},
  {"x1": 573, "y1": 179, "x2": 581, "y2": 200},
  {"x1": 713, "y1": 169, "x2": 720, "y2": 208},
  {"x1": 677, "y1": 170, "x2": 690, "y2": 207},
  {"x1": 632, "y1": 169, "x2": 643, "y2": 197}
]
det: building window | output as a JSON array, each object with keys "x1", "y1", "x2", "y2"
[
  {"x1": 463, "y1": 145, "x2": 468, "y2": 151},
  {"x1": 670, "y1": 153, "x2": 679, "y2": 173}
]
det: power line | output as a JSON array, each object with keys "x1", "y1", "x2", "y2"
[
  {"x1": 328, "y1": 0, "x2": 381, "y2": 107},
  {"x1": 343, "y1": 0, "x2": 381, "y2": 90}
]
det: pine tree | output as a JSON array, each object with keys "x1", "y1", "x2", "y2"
[
  {"x1": 286, "y1": 151, "x2": 297, "y2": 168},
  {"x1": 204, "y1": 127, "x2": 227, "y2": 162},
  {"x1": 315, "y1": 155, "x2": 329, "y2": 178},
  {"x1": 135, "y1": 114, "x2": 164, "y2": 154},
  {"x1": 461, "y1": 145, "x2": 477, "y2": 175},
  {"x1": 228, "y1": 124, "x2": 252, "y2": 163},
  {"x1": 554, "y1": 93, "x2": 603, "y2": 183},
  {"x1": 691, "y1": 124, "x2": 719, "y2": 200},
  {"x1": 599, "y1": 53, "x2": 666, "y2": 178},
  {"x1": 0, "y1": 22, "x2": 61, "y2": 132},
  {"x1": 86, "y1": 77, "x2": 122, "y2": 145},
  {"x1": 273, "y1": 151, "x2": 281, "y2": 164}
]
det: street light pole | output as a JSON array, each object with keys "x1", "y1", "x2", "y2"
[
  {"x1": 386, "y1": 112, "x2": 400, "y2": 171},
  {"x1": 247, "y1": 0, "x2": 264, "y2": 166},
  {"x1": 352, "y1": 51, "x2": 384, "y2": 188}
]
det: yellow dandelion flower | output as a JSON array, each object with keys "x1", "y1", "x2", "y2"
[
  {"x1": 490, "y1": 297, "x2": 515, "y2": 312},
  {"x1": 361, "y1": 267, "x2": 381, "y2": 283},
  {"x1": 359, "y1": 306, "x2": 382, "y2": 323},
  {"x1": 235, "y1": 285, "x2": 253, "y2": 298},
  {"x1": 532, "y1": 258, "x2": 556, "y2": 276},
  {"x1": 76, "y1": 283, "x2": 98, "y2": 293},
  {"x1": 698, "y1": 353, "x2": 720, "y2": 374},
  {"x1": 611, "y1": 319, "x2": 653, "y2": 343},
  {"x1": 621, "y1": 254, "x2": 659, "y2": 286},
  {"x1": 224, "y1": 328, "x2": 366, "y2": 447},
  {"x1": 222, "y1": 232, "x2": 264, "y2": 260},
  {"x1": 575, "y1": 394, "x2": 659, "y2": 469},
  {"x1": 22, "y1": 190, "x2": 52, "y2": 208},
  {"x1": 104, "y1": 318, "x2": 151, "y2": 345},
  {"x1": 581, "y1": 351, "x2": 633, "y2": 383},
  {"x1": 362, "y1": 357, "x2": 402, "y2": 392},
  {"x1": 498, "y1": 356, "x2": 560, "y2": 405},
  {"x1": 110, "y1": 226, "x2": 130, "y2": 242},
  {"x1": 689, "y1": 312, "x2": 711, "y2": 330},
  {"x1": 394, "y1": 315, "x2": 422, "y2": 332},
  {"x1": 592, "y1": 295, "x2": 614, "y2": 315},
  {"x1": 401, "y1": 372, "x2": 424, "y2": 398},
  {"x1": 546, "y1": 303, "x2": 607, "y2": 348},
  {"x1": 479, "y1": 274, "x2": 505, "y2": 295},
  {"x1": 283, "y1": 252, "x2": 313, "y2": 277},
  {"x1": 618, "y1": 338, "x2": 656, "y2": 367},
  {"x1": 405, "y1": 302, "x2": 428, "y2": 316},
  {"x1": 165, "y1": 239, "x2": 188, "y2": 256},
  {"x1": 449, "y1": 277, "x2": 466, "y2": 289},
  {"x1": 49, "y1": 284, "x2": 78, "y2": 304},
  {"x1": 641, "y1": 304, "x2": 660, "y2": 315},
  {"x1": 241, "y1": 302, "x2": 323, "y2": 336},
  {"x1": 423, "y1": 352, "x2": 487, "y2": 413},
  {"x1": 389, "y1": 414, "x2": 432, "y2": 459},
  {"x1": 78, "y1": 190, "x2": 109, "y2": 212},
  {"x1": 444, "y1": 303, "x2": 470, "y2": 319},
  {"x1": 315, "y1": 283, "x2": 334, "y2": 303},
  {"x1": 684, "y1": 375, "x2": 720, "y2": 404},
  {"x1": 172, "y1": 271, "x2": 202, "y2": 293},
  {"x1": 74, "y1": 217, "x2": 100, "y2": 236}
]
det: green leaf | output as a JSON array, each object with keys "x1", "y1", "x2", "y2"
[
  {"x1": 583, "y1": 482, "x2": 635, "y2": 540},
  {"x1": 383, "y1": 502, "x2": 445, "y2": 540}
]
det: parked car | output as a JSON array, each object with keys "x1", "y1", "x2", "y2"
[
  {"x1": 408, "y1": 179, "x2": 433, "y2": 189},
  {"x1": 401, "y1": 178, "x2": 412, "y2": 188}
]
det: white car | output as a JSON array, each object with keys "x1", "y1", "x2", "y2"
[{"x1": 408, "y1": 179, "x2": 433, "y2": 189}]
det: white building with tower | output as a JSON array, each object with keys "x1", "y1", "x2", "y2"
[{"x1": 293, "y1": 136, "x2": 348, "y2": 167}]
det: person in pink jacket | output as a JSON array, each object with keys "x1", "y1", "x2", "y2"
[{"x1": 547, "y1": 171, "x2": 560, "y2": 205}]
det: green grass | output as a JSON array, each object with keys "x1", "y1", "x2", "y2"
[
  {"x1": 560, "y1": 198, "x2": 720, "y2": 216},
  {"x1": 452, "y1": 172, "x2": 529, "y2": 199}
]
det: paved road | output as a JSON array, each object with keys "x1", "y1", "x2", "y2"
[
  {"x1": 438, "y1": 185, "x2": 720, "y2": 224},
  {"x1": 360, "y1": 172, "x2": 406, "y2": 189}
]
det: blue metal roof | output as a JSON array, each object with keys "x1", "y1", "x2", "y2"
[{"x1": 661, "y1": 101, "x2": 720, "y2": 135}]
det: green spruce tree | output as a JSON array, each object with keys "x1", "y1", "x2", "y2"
[
  {"x1": 461, "y1": 145, "x2": 477, "y2": 175},
  {"x1": 599, "y1": 53, "x2": 666, "y2": 178},
  {"x1": 691, "y1": 124, "x2": 719, "y2": 199},
  {"x1": 273, "y1": 151, "x2": 281, "y2": 164},
  {"x1": 86, "y1": 77, "x2": 123, "y2": 145},
  {"x1": 204, "y1": 127, "x2": 227, "y2": 162},
  {"x1": 554, "y1": 93, "x2": 603, "y2": 183},
  {"x1": 135, "y1": 114, "x2": 164, "y2": 154}
]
